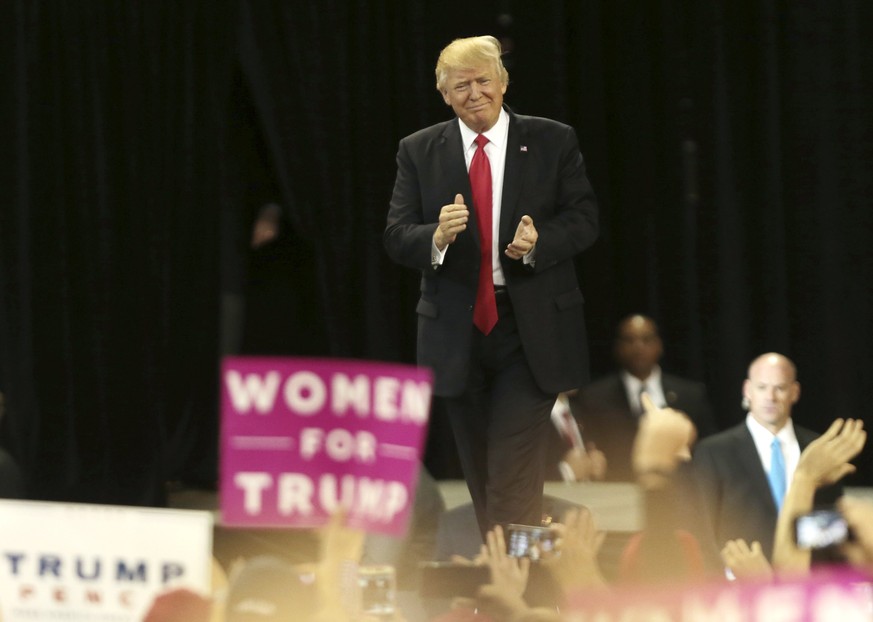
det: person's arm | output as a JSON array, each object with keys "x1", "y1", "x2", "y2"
[
  {"x1": 629, "y1": 395, "x2": 708, "y2": 582},
  {"x1": 771, "y1": 418, "x2": 866, "y2": 575},
  {"x1": 475, "y1": 525, "x2": 532, "y2": 621},
  {"x1": 838, "y1": 496, "x2": 873, "y2": 574},
  {"x1": 250, "y1": 202, "x2": 282, "y2": 248},
  {"x1": 510, "y1": 124, "x2": 598, "y2": 273},
  {"x1": 385, "y1": 139, "x2": 469, "y2": 273},
  {"x1": 542, "y1": 507, "x2": 607, "y2": 593},
  {"x1": 720, "y1": 539, "x2": 773, "y2": 581},
  {"x1": 632, "y1": 394, "x2": 696, "y2": 489},
  {"x1": 560, "y1": 444, "x2": 607, "y2": 482},
  {"x1": 314, "y1": 510, "x2": 365, "y2": 622}
]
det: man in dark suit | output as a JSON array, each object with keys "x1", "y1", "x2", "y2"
[
  {"x1": 690, "y1": 353, "x2": 842, "y2": 564},
  {"x1": 569, "y1": 315, "x2": 717, "y2": 481},
  {"x1": 384, "y1": 35, "x2": 598, "y2": 537}
]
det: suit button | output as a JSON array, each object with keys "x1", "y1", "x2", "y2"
[{"x1": 468, "y1": 305, "x2": 473, "y2": 311}]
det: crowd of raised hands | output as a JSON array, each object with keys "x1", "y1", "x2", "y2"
[
  {"x1": 435, "y1": 507, "x2": 607, "y2": 622},
  {"x1": 448, "y1": 402, "x2": 871, "y2": 621},
  {"x1": 138, "y1": 402, "x2": 871, "y2": 622},
  {"x1": 721, "y1": 416, "x2": 868, "y2": 580}
]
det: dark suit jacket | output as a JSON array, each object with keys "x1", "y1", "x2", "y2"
[
  {"x1": 566, "y1": 372, "x2": 717, "y2": 481},
  {"x1": 384, "y1": 107, "x2": 598, "y2": 397},
  {"x1": 690, "y1": 422, "x2": 842, "y2": 563}
]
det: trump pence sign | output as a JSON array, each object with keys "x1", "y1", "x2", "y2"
[{"x1": 0, "y1": 500, "x2": 212, "y2": 622}]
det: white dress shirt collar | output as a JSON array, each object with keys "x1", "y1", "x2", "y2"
[
  {"x1": 458, "y1": 107, "x2": 509, "y2": 152},
  {"x1": 745, "y1": 413, "x2": 800, "y2": 483},
  {"x1": 621, "y1": 366, "x2": 666, "y2": 411}
]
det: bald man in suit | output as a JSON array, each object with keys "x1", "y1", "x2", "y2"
[
  {"x1": 690, "y1": 353, "x2": 842, "y2": 564},
  {"x1": 384, "y1": 35, "x2": 598, "y2": 537}
]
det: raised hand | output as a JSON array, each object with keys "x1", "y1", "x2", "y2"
[
  {"x1": 632, "y1": 393, "x2": 697, "y2": 481},
  {"x1": 434, "y1": 193, "x2": 469, "y2": 250},
  {"x1": 720, "y1": 539, "x2": 773, "y2": 580},
  {"x1": 543, "y1": 507, "x2": 607, "y2": 591},
  {"x1": 505, "y1": 215, "x2": 538, "y2": 259},
  {"x1": 794, "y1": 418, "x2": 866, "y2": 487},
  {"x1": 838, "y1": 496, "x2": 873, "y2": 574},
  {"x1": 475, "y1": 524, "x2": 531, "y2": 620}
]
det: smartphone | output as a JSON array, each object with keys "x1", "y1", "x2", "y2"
[
  {"x1": 418, "y1": 561, "x2": 490, "y2": 599},
  {"x1": 794, "y1": 508, "x2": 852, "y2": 550},
  {"x1": 506, "y1": 523, "x2": 558, "y2": 561},
  {"x1": 358, "y1": 565, "x2": 396, "y2": 619}
]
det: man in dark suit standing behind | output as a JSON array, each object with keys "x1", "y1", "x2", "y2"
[
  {"x1": 690, "y1": 353, "x2": 842, "y2": 563},
  {"x1": 384, "y1": 35, "x2": 598, "y2": 537},
  {"x1": 570, "y1": 314, "x2": 717, "y2": 481}
]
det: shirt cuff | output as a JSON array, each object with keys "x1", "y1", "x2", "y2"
[
  {"x1": 523, "y1": 245, "x2": 536, "y2": 266},
  {"x1": 431, "y1": 239, "x2": 447, "y2": 268},
  {"x1": 558, "y1": 461, "x2": 577, "y2": 483}
]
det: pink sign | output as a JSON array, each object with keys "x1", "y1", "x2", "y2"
[
  {"x1": 220, "y1": 357, "x2": 432, "y2": 536},
  {"x1": 565, "y1": 568, "x2": 873, "y2": 621}
]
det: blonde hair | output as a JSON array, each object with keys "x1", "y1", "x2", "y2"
[{"x1": 435, "y1": 35, "x2": 509, "y2": 92}]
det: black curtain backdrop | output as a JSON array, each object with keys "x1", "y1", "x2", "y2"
[
  {"x1": 2, "y1": 1, "x2": 238, "y2": 503},
  {"x1": 2, "y1": 0, "x2": 871, "y2": 505}
]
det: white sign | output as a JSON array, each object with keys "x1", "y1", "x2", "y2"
[{"x1": 0, "y1": 500, "x2": 213, "y2": 621}]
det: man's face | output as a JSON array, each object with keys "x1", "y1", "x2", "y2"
[
  {"x1": 614, "y1": 317, "x2": 663, "y2": 379},
  {"x1": 441, "y1": 64, "x2": 506, "y2": 133},
  {"x1": 743, "y1": 357, "x2": 800, "y2": 433}
]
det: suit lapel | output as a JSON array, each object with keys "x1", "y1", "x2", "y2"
[
  {"x1": 499, "y1": 110, "x2": 528, "y2": 246},
  {"x1": 661, "y1": 375, "x2": 680, "y2": 408},
  {"x1": 611, "y1": 375, "x2": 633, "y2": 413},
  {"x1": 438, "y1": 121, "x2": 480, "y2": 245}
]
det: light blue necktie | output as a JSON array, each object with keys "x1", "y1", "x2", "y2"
[{"x1": 768, "y1": 436, "x2": 787, "y2": 510}]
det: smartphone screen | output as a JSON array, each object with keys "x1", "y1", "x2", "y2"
[
  {"x1": 506, "y1": 524, "x2": 558, "y2": 561},
  {"x1": 794, "y1": 509, "x2": 851, "y2": 549}
]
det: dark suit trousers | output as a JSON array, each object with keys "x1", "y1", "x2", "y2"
[{"x1": 443, "y1": 292, "x2": 555, "y2": 539}]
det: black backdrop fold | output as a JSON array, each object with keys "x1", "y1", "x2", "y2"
[
  {"x1": 2, "y1": 0, "x2": 871, "y2": 505},
  {"x1": 2, "y1": 0, "x2": 238, "y2": 503}
]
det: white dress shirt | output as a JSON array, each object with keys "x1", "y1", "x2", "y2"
[
  {"x1": 432, "y1": 109, "x2": 533, "y2": 274},
  {"x1": 621, "y1": 366, "x2": 667, "y2": 414},
  {"x1": 745, "y1": 413, "x2": 801, "y2": 487}
]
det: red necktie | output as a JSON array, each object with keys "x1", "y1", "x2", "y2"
[{"x1": 470, "y1": 134, "x2": 498, "y2": 335}]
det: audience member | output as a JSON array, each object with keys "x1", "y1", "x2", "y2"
[
  {"x1": 838, "y1": 495, "x2": 873, "y2": 575},
  {"x1": 690, "y1": 353, "x2": 844, "y2": 567},
  {"x1": 224, "y1": 555, "x2": 318, "y2": 622},
  {"x1": 719, "y1": 539, "x2": 773, "y2": 581},
  {"x1": 440, "y1": 391, "x2": 703, "y2": 621},
  {"x1": 720, "y1": 417, "x2": 866, "y2": 580},
  {"x1": 769, "y1": 417, "x2": 865, "y2": 574},
  {"x1": 362, "y1": 465, "x2": 446, "y2": 590},
  {"x1": 143, "y1": 588, "x2": 213, "y2": 622},
  {"x1": 218, "y1": 510, "x2": 373, "y2": 621},
  {"x1": 434, "y1": 494, "x2": 581, "y2": 563},
  {"x1": 617, "y1": 393, "x2": 707, "y2": 583},
  {"x1": 570, "y1": 315, "x2": 716, "y2": 481},
  {"x1": 546, "y1": 393, "x2": 607, "y2": 482},
  {"x1": 474, "y1": 524, "x2": 532, "y2": 620},
  {"x1": 541, "y1": 507, "x2": 608, "y2": 593}
]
